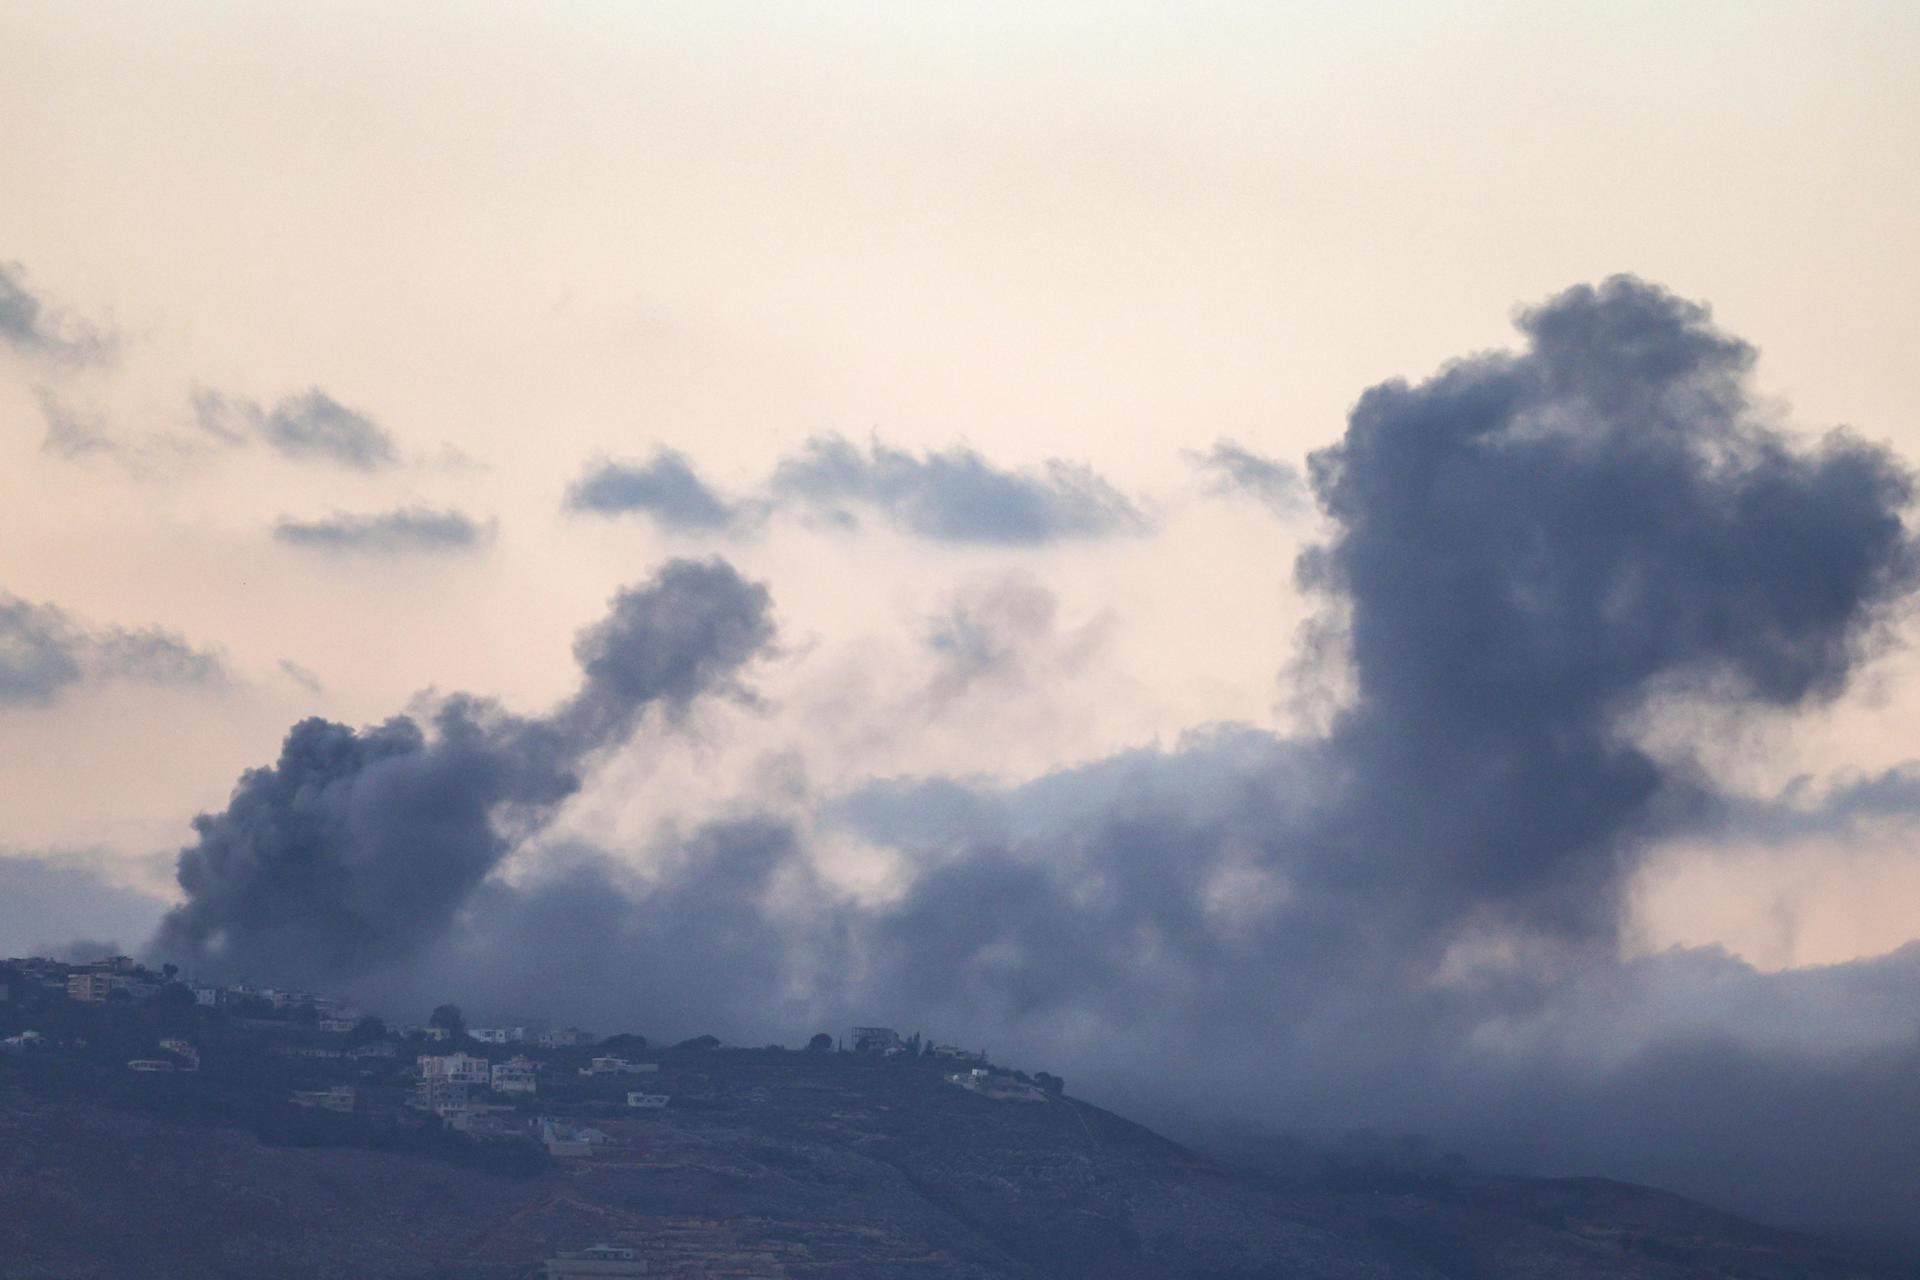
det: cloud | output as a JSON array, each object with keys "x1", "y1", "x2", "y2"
[
  {"x1": 273, "y1": 507, "x2": 493, "y2": 554},
  {"x1": 772, "y1": 435, "x2": 1149, "y2": 543},
  {"x1": 0, "y1": 592, "x2": 228, "y2": 706},
  {"x1": 0, "y1": 261, "x2": 112, "y2": 363},
  {"x1": 33, "y1": 386, "x2": 114, "y2": 459},
  {"x1": 567, "y1": 436, "x2": 1148, "y2": 545},
  {"x1": 277, "y1": 659, "x2": 325, "y2": 694},
  {"x1": 152, "y1": 558, "x2": 777, "y2": 986},
  {"x1": 255, "y1": 388, "x2": 398, "y2": 469},
  {"x1": 565, "y1": 451, "x2": 742, "y2": 530},
  {"x1": 1190, "y1": 439, "x2": 1307, "y2": 515}
]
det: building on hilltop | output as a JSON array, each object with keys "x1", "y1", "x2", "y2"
[
  {"x1": 852, "y1": 1026, "x2": 901, "y2": 1054},
  {"x1": 67, "y1": 973, "x2": 114, "y2": 1003},
  {"x1": 930, "y1": 1044, "x2": 985, "y2": 1063}
]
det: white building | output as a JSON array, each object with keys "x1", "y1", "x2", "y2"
[
  {"x1": 492, "y1": 1055, "x2": 538, "y2": 1094},
  {"x1": 419, "y1": 1050, "x2": 490, "y2": 1084},
  {"x1": 625, "y1": 1092, "x2": 670, "y2": 1109},
  {"x1": 414, "y1": 1077, "x2": 471, "y2": 1116}
]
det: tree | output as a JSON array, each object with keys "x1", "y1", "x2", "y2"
[
  {"x1": 429, "y1": 1004, "x2": 464, "y2": 1036},
  {"x1": 806, "y1": 1032, "x2": 833, "y2": 1053},
  {"x1": 599, "y1": 1032, "x2": 648, "y2": 1052},
  {"x1": 1035, "y1": 1072, "x2": 1065, "y2": 1095}
]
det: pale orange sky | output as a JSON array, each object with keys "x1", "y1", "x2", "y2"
[{"x1": 1, "y1": 1, "x2": 1917, "y2": 968}]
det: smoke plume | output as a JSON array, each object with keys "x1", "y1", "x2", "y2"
[{"x1": 147, "y1": 277, "x2": 1920, "y2": 1246}]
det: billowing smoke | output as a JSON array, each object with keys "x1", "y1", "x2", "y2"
[
  {"x1": 153, "y1": 559, "x2": 774, "y2": 986},
  {"x1": 145, "y1": 278, "x2": 1920, "y2": 1245},
  {"x1": 1304, "y1": 275, "x2": 1916, "y2": 942}
]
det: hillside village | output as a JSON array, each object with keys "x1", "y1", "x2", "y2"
[
  {"x1": 0, "y1": 952, "x2": 1062, "y2": 1164},
  {"x1": 2, "y1": 952, "x2": 1907, "y2": 1279}
]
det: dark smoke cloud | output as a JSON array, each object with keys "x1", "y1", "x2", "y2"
[
  {"x1": 566, "y1": 435, "x2": 1147, "y2": 544},
  {"x1": 0, "y1": 592, "x2": 228, "y2": 706},
  {"x1": 565, "y1": 451, "x2": 742, "y2": 530},
  {"x1": 273, "y1": 507, "x2": 493, "y2": 554},
  {"x1": 1300, "y1": 274, "x2": 1915, "y2": 941},
  {"x1": 152, "y1": 559, "x2": 775, "y2": 986},
  {"x1": 557, "y1": 559, "x2": 776, "y2": 747},
  {"x1": 141, "y1": 278, "x2": 1920, "y2": 1247},
  {"x1": 1190, "y1": 439, "x2": 1307, "y2": 515}
]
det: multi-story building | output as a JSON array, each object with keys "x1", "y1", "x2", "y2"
[
  {"x1": 419, "y1": 1051, "x2": 490, "y2": 1085},
  {"x1": 852, "y1": 1026, "x2": 901, "y2": 1054},
  {"x1": 491, "y1": 1056, "x2": 538, "y2": 1094},
  {"x1": 414, "y1": 1077, "x2": 470, "y2": 1116},
  {"x1": 67, "y1": 973, "x2": 113, "y2": 1003}
]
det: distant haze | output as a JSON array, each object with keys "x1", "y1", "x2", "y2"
[{"x1": 5, "y1": 3, "x2": 1920, "y2": 1251}]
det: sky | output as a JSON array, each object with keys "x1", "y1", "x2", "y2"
[{"x1": 5, "y1": 0, "x2": 1920, "y2": 1246}]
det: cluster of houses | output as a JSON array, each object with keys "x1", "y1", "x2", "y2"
[
  {"x1": 1, "y1": 955, "x2": 169, "y2": 1006},
  {"x1": 127, "y1": 1037, "x2": 200, "y2": 1073},
  {"x1": 413, "y1": 1049, "x2": 542, "y2": 1114},
  {"x1": 851, "y1": 1026, "x2": 986, "y2": 1064}
]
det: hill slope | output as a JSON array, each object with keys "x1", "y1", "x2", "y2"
[{"x1": 0, "y1": 1050, "x2": 1904, "y2": 1279}]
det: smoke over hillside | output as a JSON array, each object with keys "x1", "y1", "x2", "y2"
[{"x1": 151, "y1": 278, "x2": 1920, "y2": 1244}]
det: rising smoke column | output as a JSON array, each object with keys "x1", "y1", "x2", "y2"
[
  {"x1": 1302, "y1": 275, "x2": 1917, "y2": 943},
  {"x1": 152, "y1": 559, "x2": 775, "y2": 986}
]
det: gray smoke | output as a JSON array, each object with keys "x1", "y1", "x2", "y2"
[
  {"x1": 1301, "y1": 274, "x2": 1916, "y2": 943},
  {"x1": 152, "y1": 559, "x2": 775, "y2": 986},
  {"x1": 139, "y1": 277, "x2": 1920, "y2": 1247}
]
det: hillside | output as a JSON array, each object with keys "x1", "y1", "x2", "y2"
[{"x1": 0, "y1": 1040, "x2": 1906, "y2": 1279}]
